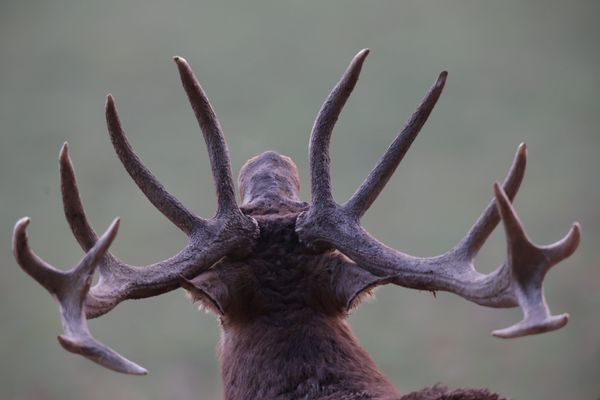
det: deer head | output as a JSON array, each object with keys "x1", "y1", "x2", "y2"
[{"x1": 13, "y1": 49, "x2": 580, "y2": 399}]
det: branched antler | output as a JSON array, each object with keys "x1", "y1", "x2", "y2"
[
  {"x1": 13, "y1": 56, "x2": 259, "y2": 374},
  {"x1": 13, "y1": 218, "x2": 147, "y2": 374},
  {"x1": 296, "y1": 49, "x2": 581, "y2": 338}
]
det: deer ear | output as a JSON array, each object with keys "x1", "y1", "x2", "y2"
[
  {"x1": 333, "y1": 259, "x2": 392, "y2": 311},
  {"x1": 180, "y1": 271, "x2": 230, "y2": 316}
]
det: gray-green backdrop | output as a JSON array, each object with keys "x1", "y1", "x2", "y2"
[{"x1": 1, "y1": 1, "x2": 598, "y2": 399}]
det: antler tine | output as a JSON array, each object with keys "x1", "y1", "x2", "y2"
[
  {"x1": 60, "y1": 142, "x2": 100, "y2": 251},
  {"x1": 344, "y1": 71, "x2": 447, "y2": 220},
  {"x1": 491, "y1": 183, "x2": 580, "y2": 338},
  {"x1": 106, "y1": 95, "x2": 203, "y2": 235},
  {"x1": 309, "y1": 49, "x2": 370, "y2": 206},
  {"x1": 13, "y1": 217, "x2": 147, "y2": 375},
  {"x1": 60, "y1": 142, "x2": 135, "y2": 316},
  {"x1": 174, "y1": 56, "x2": 240, "y2": 218},
  {"x1": 455, "y1": 143, "x2": 527, "y2": 259},
  {"x1": 13, "y1": 218, "x2": 65, "y2": 293}
]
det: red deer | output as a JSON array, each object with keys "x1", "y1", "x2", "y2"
[{"x1": 13, "y1": 49, "x2": 580, "y2": 399}]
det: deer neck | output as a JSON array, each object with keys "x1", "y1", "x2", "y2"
[{"x1": 218, "y1": 314, "x2": 399, "y2": 400}]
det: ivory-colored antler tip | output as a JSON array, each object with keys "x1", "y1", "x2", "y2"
[
  {"x1": 15, "y1": 216, "x2": 31, "y2": 230},
  {"x1": 517, "y1": 142, "x2": 528, "y2": 156},
  {"x1": 59, "y1": 142, "x2": 69, "y2": 159},
  {"x1": 129, "y1": 363, "x2": 149, "y2": 376}
]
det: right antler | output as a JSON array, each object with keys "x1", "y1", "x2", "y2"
[{"x1": 13, "y1": 57, "x2": 258, "y2": 374}]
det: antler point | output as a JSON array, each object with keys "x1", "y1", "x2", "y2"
[
  {"x1": 517, "y1": 142, "x2": 527, "y2": 157},
  {"x1": 59, "y1": 142, "x2": 70, "y2": 161},
  {"x1": 106, "y1": 94, "x2": 116, "y2": 109},
  {"x1": 17, "y1": 216, "x2": 31, "y2": 227},
  {"x1": 173, "y1": 56, "x2": 188, "y2": 66},
  {"x1": 14, "y1": 217, "x2": 32, "y2": 240},
  {"x1": 110, "y1": 217, "x2": 121, "y2": 231}
]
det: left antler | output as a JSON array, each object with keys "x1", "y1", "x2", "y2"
[
  {"x1": 296, "y1": 49, "x2": 581, "y2": 338},
  {"x1": 13, "y1": 56, "x2": 259, "y2": 374}
]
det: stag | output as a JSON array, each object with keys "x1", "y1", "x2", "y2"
[{"x1": 13, "y1": 49, "x2": 580, "y2": 400}]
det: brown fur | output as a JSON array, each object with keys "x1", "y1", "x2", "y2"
[
  {"x1": 188, "y1": 212, "x2": 397, "y2": 399},
  {"x1": 400, "y1": 385, "x2": 507, "y2": 400}
]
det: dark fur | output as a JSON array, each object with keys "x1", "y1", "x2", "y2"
[{"x1": 182, "y1": 152, "x2": 505, "y2": 400}]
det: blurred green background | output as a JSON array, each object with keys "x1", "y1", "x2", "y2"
[{"x1": 1, "y1": 1, "x2": 598, "y2": 399}]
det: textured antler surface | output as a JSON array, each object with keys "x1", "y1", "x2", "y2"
[
  {"x1": 14, "y1": 56, "x2": 259, "y2": 374},
  {"x1": 297, "y1": 49, "x2": 580, "y2": 338},
  {"x1": 13, "y1": 218, "x2": 147, "y2": 375}
]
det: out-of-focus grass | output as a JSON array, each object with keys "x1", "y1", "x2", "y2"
[{"x1": 1, "y1": 1, "x2": 598, "y2": 399}]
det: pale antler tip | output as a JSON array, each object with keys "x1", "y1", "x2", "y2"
[
  {"x1": 100, "y1": 218, "x2": 121, "y2": 246},
  {"x1": 106, "y1": 94, "x2": 116, "y2": 109},
  {"x1": 13, "y1": 217, "x2": 31, "y2": 257},
  {"x1": 15, "y1": 216, "x2": 31, "y2": 230},
  {"x1": 517, "y1": 142, "x2": 527, "y2": 158},
  {"x1": 173, "y1": 56, "x2": 188, "y2": 66},
  {"x1": 357, "y1": 48, "x2": 370, "y2": 57},
  {"x1": 351, "y1": 49, "x2": 370, "y2": 68},
  {"x1": 59, "y1": 142, "x2": 70, "y2": 161}
]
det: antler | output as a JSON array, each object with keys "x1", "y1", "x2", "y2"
[
  {"x1": 296, "y1": 49, "x2": 581, "y2": 338},
  {"x1": 13, "y1": 218, "x2": 147, "y2": 374},
  {"x1": 14, "y1": 56, "x2": 258, "y2": 373}
]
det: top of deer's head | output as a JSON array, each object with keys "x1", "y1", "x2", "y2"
[
  {"x1": 12, "y1": 49, "x2": 580, "y2": 383},
  {"x1": 238, "y1": 151, "x2": 306, "y2": 214}
]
